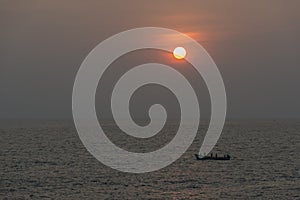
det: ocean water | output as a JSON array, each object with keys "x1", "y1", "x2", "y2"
[{"x1": 0, "y1": 120, "x2": 299, "y2": 199}]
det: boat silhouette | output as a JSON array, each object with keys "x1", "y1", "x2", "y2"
[{"x1": 194, "y1": 153, "x2": 231, "y2": 160}]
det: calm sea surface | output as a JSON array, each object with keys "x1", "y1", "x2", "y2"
[{"x1": 1, "y1": 120, "x2": 299, "y2": 199}]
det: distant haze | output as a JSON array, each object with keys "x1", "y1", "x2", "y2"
[{"x1": 1, "y1": 1, "x2": 300, "y2": 119}]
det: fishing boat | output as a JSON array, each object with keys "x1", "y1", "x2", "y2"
[{"x1": 194, "y1": 154, "x2": 231, "y2": 160}]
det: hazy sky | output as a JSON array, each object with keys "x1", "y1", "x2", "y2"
[{"x1": 1, "y1": 1, "x2": 300, "y2": 119}]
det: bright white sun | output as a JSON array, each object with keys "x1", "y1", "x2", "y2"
[{"x1": 173, "y1": 47, "x2": 186, "y2": 59}]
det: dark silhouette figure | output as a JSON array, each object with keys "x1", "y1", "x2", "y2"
[{"x1": 195, "y1": 153, "x2": 231, "y2": 160}]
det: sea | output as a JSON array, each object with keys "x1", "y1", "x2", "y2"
[{"x1": 1, "y1": 120, "x2": 299, "y2": 199}]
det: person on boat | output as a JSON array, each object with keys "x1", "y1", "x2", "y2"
[{"x1": 215, "y1": 153, "x2": 218, "y2": 158}]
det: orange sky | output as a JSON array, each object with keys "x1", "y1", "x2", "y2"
[{"x1": 0, "y1": 1, "x2": 300, "y2": 119}]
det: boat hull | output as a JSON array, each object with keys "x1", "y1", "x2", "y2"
[{"x1": 194, "y1": 154, "x2": 230, "y2": 160}]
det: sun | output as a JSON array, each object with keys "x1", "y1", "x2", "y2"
[{"x1": 173, "y1": 47, "x2": 186, "y2": 59}]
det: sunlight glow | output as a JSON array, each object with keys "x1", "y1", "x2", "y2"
[{"x1": 173, "y1": 47, "x2": 186, "y2": 59}]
